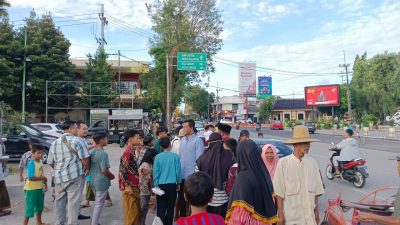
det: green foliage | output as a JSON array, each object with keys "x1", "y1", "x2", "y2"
[
  {"x1": 316, "y1": 119, "x2": 333, "y2": 129},
  {"x1": 259, "y1": 97, "x2": 276, "y2": 123},
  {"x1": 0, "y1": 0, "x2": 10, "y2": 17},
  {"x1": 351, "y1": 52, "x2": 400, "y2": 123},
  {"x1": 0, "y1": 103, "x2": 34, "y2": 134},
  {"x1": 184, "y1": 85, "x2": 214, "y2": 116},
  {"x1": 361, "y1": 114, "x2": 377, "y2": 125},
  {"x1": 84, "y1": 48, "x2": 113, "y2": 82},
  {"x1": 143, "y1": 0, "x2": 223, "y2": 120}
]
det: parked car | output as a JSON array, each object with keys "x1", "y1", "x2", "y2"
[
  {"x1": 4, "y1": 124, "x2": 57, "y2": 163},
  {"x1": 294, "y1": 121, "x2": 316, "y2": 134},
  {"x1": 252, "y1": 138, "x2": 293, "y2": 158},
  {"x1": 31, "y1": 123, "x2": 63, "y2": 138},
  {"x1": 270, "y1": 120, "x2": 284, "y2": 130}
]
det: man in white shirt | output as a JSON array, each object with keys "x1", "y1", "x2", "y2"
[
  {"x1": 274, "y1": 126, "x2": 325, "y2": 225},
  {"x1": 171, "y1": 128, "x2": 186, "y2": 155},
  {"x1": 332, "y1": 129, "x2": 361, "y2": 176},
  {"x1": 0, "y1": 139, "x2": 11, "y2": 217}
]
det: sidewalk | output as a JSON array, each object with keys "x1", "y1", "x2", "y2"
[{"x1": 316, "y1": 129, "x2": 400, "y2": 141}]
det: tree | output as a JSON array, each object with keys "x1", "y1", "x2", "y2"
[
  {"x1": 84, "y1": 48, "x2": 113, "y2": 82},
  {"x1": 259, "y1": 97, "x2": 276, "y2": 123},
  {"x1": 0, "y1": 0, "x2": 10, "y2": 17},
  {"x1": 184, "y1": 85, "x2": 214, "y2": 117},
  {"x1": 351, "y1": 52, "x2": 400, "y2": 123},
  {"x1": 143, "y1": 0, "x2": 223, "y2": 123},
  {"x1": 17, "y1": 11, "x2": 75, "y2": 113},
  {"x1": 0, "y1": 16, "x2": 22, "y2": 103}
]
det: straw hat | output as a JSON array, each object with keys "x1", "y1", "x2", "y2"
[{"x1": 283, "y1": 125, "x2": 318, "y2": 145}]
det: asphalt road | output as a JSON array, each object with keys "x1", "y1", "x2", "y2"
[
  {"x1": 243, "y1": 127, "x2": 400, "y2": 153},
  {"x1": 2, "y1": 131, "x2": 399, "y2": 225}
]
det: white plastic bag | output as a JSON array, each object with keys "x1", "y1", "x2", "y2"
[{"x1": 152, "y1": 216, "x2": 163, "y2": 225}]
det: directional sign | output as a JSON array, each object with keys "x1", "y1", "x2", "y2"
[{"x1": 177, "y1": 52, "x2": 207, "y2": 71}]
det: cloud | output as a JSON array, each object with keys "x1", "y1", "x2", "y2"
[
  {"x1": 8, "y1": 0, "x2": 152, "y2": 28},
  {"x1": 237, "y1": 0, "x2": 251, "y2": 10},
  {"x1": 214, "y1": 0, "x2": 400, "y2": 96}
]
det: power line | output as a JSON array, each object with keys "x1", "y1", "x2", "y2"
[
  {"x1": 107, "y1": 15, "x2": 154, "y2": 36},
  {"x1": 107, "y1": 18, "x2": 152, "y2": 39}
]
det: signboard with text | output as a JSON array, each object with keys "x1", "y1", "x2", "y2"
[
  {"x1": 305, "y1": 84, "x2": 340, "y2": 107},
  {"x1": 238, "y1": 62, "x2": 256, "y2": 96},
  {"x1": 258, "y1": 76, "x2": 272, "y2": 99},
  {"x1": 177, "y1": 52, "x2": 207, "y2": 71}
]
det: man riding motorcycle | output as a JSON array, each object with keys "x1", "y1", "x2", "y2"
[{"x1": 331, "y1": 128, "x2": 362, "y2": 177}]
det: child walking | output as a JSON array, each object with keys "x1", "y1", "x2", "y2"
[
  {"x1": 138, "y1": 148, "x2": 158, "y2": 225},
  {"x1": 23, "y1": 144, "x2": 49, "y2": 225},
  {"x1": 176, "y1": 172, "x2": 225, "y2": 225},
  {"x1": 153, "y1": 137, "x2": 181, "y2": 225},
  {"x1": 89, "y1": 131, "x2": 115, "y2": 225}
]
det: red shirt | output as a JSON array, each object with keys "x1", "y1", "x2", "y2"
[
  {"x1": 177, "y1": 212, "x2": 225, "y2": 225},
  {"x1": 118, "y1": 146, "x2": 140, "y2": 190},
  {"x1": 222, "y1": 135, "x2": 230, "y2": 142}
]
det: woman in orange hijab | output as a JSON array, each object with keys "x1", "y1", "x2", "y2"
[{"x1": 261, "y1": 144, "x2": 280, "y2": 179}]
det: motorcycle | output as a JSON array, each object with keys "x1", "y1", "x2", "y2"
[
  {"x1": 256, "y1": 123, "x2": 261, "y2": 132},
  {"x1": 236, "y1": 122, "x2": 241, "y2": 130},
  {"x1": 119, "y1": 136, "x2": 126, "y2": 148},
  {"x1": 326, "y1": 142, "x2": 369, "y2": 188}
]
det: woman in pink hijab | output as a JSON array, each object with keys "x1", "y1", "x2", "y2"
[{"x1": 261, "y1": 144, "x2": 280, "y2": 179}]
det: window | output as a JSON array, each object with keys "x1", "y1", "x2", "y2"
[
  {"x1": 298, "y1": 113, "x2": 304, "y2": 120},
  {"x1": 284, "y1": 113, "x2": 291, "y2": 120},
  {"x1": 232, "y1": 104, "x2": 239, "y2": 111},
  {"x1": 120, "y1": 81, "x2": 138, "y2": 94}
]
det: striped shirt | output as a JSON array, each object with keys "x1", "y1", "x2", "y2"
[
  {"x1": 209, "y1": 188, "x2": 229, "y2": 207},
  {"x1": 47, "y1": 133, "x2": 90, "y2": 184},
  {"x1": 176, "y1": 212, "x2": 225, "y2": 225}
]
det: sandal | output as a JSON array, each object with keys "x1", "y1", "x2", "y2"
[
  {"x1": 80, "y1": 204, "x2": 91, "y2": 208},
  {"x1": 105, "y1": 201, "x2": 113, "y2": 207},
  {"x1": 0, "y1": 210, "x2": 11, "y2": 217}
]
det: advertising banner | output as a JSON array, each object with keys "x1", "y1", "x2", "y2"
[
  {"x1": 258, "y1": 76, "x2": 272, "y2": 98},
  {"x1": 305, "y1": 85, "x2": 340, "y2": 107},
  {"x1": 238, "y1": 62, "x2": 256, "y2": 96}
]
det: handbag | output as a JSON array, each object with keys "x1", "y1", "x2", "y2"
[{"x1": 85, "y1": 182, "x2": 95, "y2": 201}]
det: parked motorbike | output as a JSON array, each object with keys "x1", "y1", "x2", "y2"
[
  {"x1": 326, "y1": 142, "x2": 369, "y2": 188},
  {"x1": 236, "y1": 122, "x2": 241, "y2": 130}
]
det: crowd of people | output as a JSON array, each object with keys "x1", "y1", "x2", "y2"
[{"x1": 0, "y1": 118, "x2": 399, "y2": 225}]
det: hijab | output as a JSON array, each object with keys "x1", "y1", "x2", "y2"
[
  {"x1": 261, "y1": 144, "x2": 279, "y2": 179},
  {"x1": 196, "y1": 132, "x2": 234, "y2": 190},
  {"x1": 226, "y1": 140, "x2": 278, "y2": 224}
]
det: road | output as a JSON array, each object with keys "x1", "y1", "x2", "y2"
[
  {"x1": 244, "y1": 127, "x2": 400, "y2": 153},
  {"x1": 1, "y1": 130, "x2": 399, "y2": 224}
]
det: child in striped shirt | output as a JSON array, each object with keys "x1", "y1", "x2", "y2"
[{"x1": 176, "y1": 172, "x2": 225, "y2": 225}]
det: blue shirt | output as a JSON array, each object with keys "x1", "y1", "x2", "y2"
[
  {"x1": 179, "y1": 133, "x2": 204, "y2": 180},
  {"x1": 153, "y1": 151, "x2": 181, "y2": 186},
  {"x1": 89, "y1": 148, "x2": 111, "y2": 191}
]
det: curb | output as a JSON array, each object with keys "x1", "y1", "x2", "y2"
[{"x1": 316, "y1": 131, "x2": 400, "y2": 142}]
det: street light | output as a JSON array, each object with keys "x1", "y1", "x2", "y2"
[{"x1": 21, "y1": 28, "x2": 31, "y2": 123}]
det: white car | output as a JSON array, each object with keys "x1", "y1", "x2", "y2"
[{"x1": 30, "y1": 123, "x2": 64, "y2": 138}]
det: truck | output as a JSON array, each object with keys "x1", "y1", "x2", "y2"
[{"x1": 88, "y1": 109, "x2": 144, "y2": 143}]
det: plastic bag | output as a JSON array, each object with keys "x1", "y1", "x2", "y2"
[{"x1": 152, "y1": 216, "x2": 163, "y2": 225}]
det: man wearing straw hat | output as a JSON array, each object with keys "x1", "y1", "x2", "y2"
[{"x1": 273, "y1": 126, "x2": 325, "y2": 225}]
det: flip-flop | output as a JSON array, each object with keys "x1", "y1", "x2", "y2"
[
  {"x1": 105, "y1": 202, "x2": 113, "y2": 207},
  {"x1": 80, "y1": 204, "x2": 91, "y2": 208},
  {"x1": 0, "y1": 210, "x2": 11, "y2": 217}
]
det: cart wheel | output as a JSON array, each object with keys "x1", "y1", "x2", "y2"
[{"x1": 320, "y1": 221, "x2": 332, "y2": 225}]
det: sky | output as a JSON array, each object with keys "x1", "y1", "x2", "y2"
[{"x1": 6, "y1": 0, "x2": 400, "y2": 98}]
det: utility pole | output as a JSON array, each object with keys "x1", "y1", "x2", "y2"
[
  {"x1": 166, "y1": 54, "x2": 170, "y2": 128},
  {"x1": 339, "y1": 50, "x2": 351, "y2": 121},
  {"x1": 99, "y1": 4, "x2": 107, "y2": 49},
  {"x1": 118, "y1": 50, "x2": 121, "y2": 108},
  {"x1": 22, "y1": 28, "x2": 27, "y2": 123},
  {"x1": 216, "y1": 82, "x2": 220, "y2": 122}
]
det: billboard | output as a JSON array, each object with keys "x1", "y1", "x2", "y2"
[
  {"x1": 238, "y1": 62, "x2": 256, "y2": 97},
  {"x1": 305, "y1": 84, "x2": 340, "y2": 107},
  {"x1": 258, "y1": 76, "x2": 272, "y2": 98}
]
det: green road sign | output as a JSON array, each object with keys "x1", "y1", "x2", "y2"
[{"x1": 177, "y1": 52, "x2": 207, "y2": 71}]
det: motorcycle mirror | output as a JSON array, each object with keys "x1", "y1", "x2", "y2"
[{"x1": 330, "y1": 142, "x2": 335, "y2": 145}]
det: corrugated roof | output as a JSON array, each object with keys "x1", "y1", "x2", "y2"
[{"x1": 274, "y1": 99, "x2": 307, "y2": 110}]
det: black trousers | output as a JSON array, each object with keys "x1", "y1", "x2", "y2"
[
  {"x1": 207, "y1": 202, "x2": 228, "y2": 218},
  {"x1": 157, "y1": 184, "x2": 177, "y2": 225},
  {"x1": 177, "y1": 179, "x2": 187, "y2": 217}
]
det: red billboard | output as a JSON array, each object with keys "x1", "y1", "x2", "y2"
[{"x1": 305, "y1": 85, "x2": 340, "y2": 107}]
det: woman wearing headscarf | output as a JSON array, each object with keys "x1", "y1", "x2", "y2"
[
  {"x1": 261, "y1": 144, "x2": 280, "y2": 180},
  {"x1": 196, "y1": 132, "x2": 234, "y2": 217},
  {"x1": 226, "y1": 140, "x2": 279, "y2": 225}
]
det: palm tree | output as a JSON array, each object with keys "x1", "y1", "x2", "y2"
[{"x1": 0, "y1": 0, "x2": 10, "y2": 17}]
